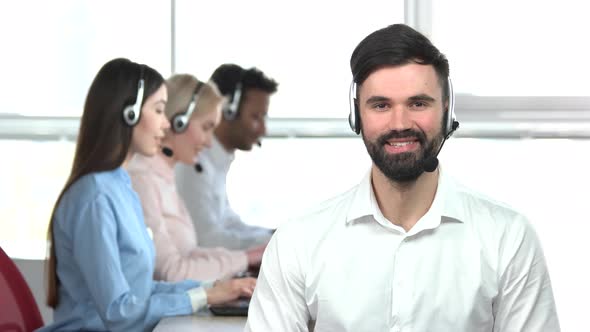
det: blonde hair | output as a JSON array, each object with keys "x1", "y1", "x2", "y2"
[{"x1": 165, "y1": 74, "x2": 224, "y2": 124}]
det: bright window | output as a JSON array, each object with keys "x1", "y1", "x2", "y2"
[
  {"x1": 0, "y1": 140, "x2": 74, "y2": 258},
  {"x1": 173, "y1": 0, "x2": 405, "y2": 118},
  {"x1": 430, "y1": 0, "x2": 590, "y2": 96},
  {"x1": 0, "y1": 1, "x2": 171, "y2": 116}
]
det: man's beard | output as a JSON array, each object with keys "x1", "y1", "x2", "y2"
[{"x1": 362, "y1": 128, "x2": 442, "y2": 183}]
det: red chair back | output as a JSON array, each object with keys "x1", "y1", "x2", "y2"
[{"x1": 0, "y1": 246, "x2": 44, "y2": 332}]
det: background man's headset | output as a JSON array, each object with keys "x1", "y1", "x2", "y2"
[
  {"x1": 122, "y1": 65, "x2": 145, "y2": 126},
  {"x1": 194, "y1": 78, "x2": 244, "y2": 173},
  {"x1": 195, "y1": 69, "x2": 256, "y2": 173},
  {"x1": 171, "y1": 81, "x2": 205, "y2": 133},
  {"x1": 222, "y1": 74, "x2": 243, "y2": 121},
  {"x1": 348, "y1": 76, "x2": 459, "y2": 138}
]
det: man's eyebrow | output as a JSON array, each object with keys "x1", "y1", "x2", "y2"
[
  {"x1": 408, "y1": 94, "x2": 436, "y2": 102},
  {"x1": 365, "y1": 94, "x2": 437, "y2": 105},
  {"x1": 365, "y1": 96, "x2": 390, "y2": 105}
]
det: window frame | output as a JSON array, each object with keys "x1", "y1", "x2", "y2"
[{"x1": 0, "y1": 0, "x2": 589, "y2": 139}]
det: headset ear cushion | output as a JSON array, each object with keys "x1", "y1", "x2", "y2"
[
  {"x1": 348, "y1": 107, "x2": 355, "y2": 133},
  {"x1": 222, "y1": 105, "x2": 236, "y2": 121},
  {"x1": 354, "y1": 102, "x2": 361, "y2": 134},
  {"x1": 123, "y1": 72, "x2": 144, "y2": 127},
  {"x1": 172, "y1": 114, "x2": 187, "y2": 133},
  {"x1": 174, "y1": 118, "x2": 182, "y2": 132},
  {"x1": 123, "y1": 105, "x2": 137, "y2": 126},
  {"x1": 348, "y1": 81, "x2": 361, "y2": 134},
  {"x1": 224, "y1": 82, "x2": 242, "y2": 121}
]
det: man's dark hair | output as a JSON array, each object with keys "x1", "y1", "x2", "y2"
[
  {"x1": 210, "y1": 63, "x2": 278, "y2": 97},
  {"x1": 350, "y1": 24, "x2": 449, "y2": 102}
]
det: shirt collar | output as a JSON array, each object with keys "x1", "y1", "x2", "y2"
[
  {"x1": 208, "y1": 136, "x2": 235, "y2": 171},
  {"x1": 345, "y1": 166, "x2": 464, "y2": 234},
  {"x1": 113, "y1": 166, "x2": 132, "y2": 185}
]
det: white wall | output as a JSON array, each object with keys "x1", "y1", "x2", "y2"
[{"x1": 13, "y1": 258, "x2": 53, "y2": 324}]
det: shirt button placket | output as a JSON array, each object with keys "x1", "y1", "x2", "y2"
[{"x1": 391, "y1": 236, "x2": 408, "y2": 331}]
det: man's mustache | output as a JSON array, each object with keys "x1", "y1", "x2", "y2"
[{"x1": 377, "y1": 129, "x2": 426, "y2": 145}]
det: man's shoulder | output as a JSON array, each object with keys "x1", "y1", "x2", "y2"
[
  {"x1": 281, "y1": 185, "x2": 358, "y2": 232},
  {"x1": 70, "y1": 169, "x2": 124, "y2": 197},
  {"x1": 448, "y1": 178, "x2": 529, "y2": 228}
]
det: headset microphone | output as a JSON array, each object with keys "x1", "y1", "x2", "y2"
[
  {"x1": 422, "y1": 156, "x2": 439, "y2": 173},
  {"x1": 195, "y1": 163, "x2": 203, "y2": 173},
  {"x1": 422, "y1": 120, "x2": 459, "y2": 173},
  {"x1": 162, "y1": 147, "x2": 174, "y2": 157}
]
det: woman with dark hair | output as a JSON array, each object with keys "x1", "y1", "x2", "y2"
[{"x1": 38, "y1": 58, "x2": 256, "y2": 332}]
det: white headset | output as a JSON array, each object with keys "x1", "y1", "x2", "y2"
[
  {"x1": 171, "y1": 81, "x2": 204, "y2": 133},
  {"x1": 222, "y1": 82, "x2": 242, "y2": 121},
  {"x1": 122, "y1": 65, "x2": 145, "y2": 126}
]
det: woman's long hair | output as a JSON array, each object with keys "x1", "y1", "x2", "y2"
[{"x1": 45, "y1": 58, "x2": 164, "y2": 308}]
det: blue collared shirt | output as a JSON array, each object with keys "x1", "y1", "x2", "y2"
[{"x1": 37, "y1": 167, "x2": 199, "y2": 332}]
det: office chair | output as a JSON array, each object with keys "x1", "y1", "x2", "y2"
[{"x1": 0, "y1": 246, "x2": 44, "y2": 332}]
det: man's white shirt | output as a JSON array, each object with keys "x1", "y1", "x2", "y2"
[
  {"x1": 175, "y1": 136, "x2": 272, "y2": 250},
  {"x1": 246, "y1": 168, "x2": 559, "y2": 332}
]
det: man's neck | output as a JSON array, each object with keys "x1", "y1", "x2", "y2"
[
  {"x1": 214, "y1": 125, "x2": 235, "y2": 153},
  {"x1": 371, "y1": 166, "x2": 439, "y2": 232}
]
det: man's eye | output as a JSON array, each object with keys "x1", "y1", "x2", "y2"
[{"x1": 374, "y1": 103, "x2": 388, "y2": 110}]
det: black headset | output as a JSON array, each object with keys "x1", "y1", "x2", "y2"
[
  {"x1": 348, "y1": 77, "x2": 458, "y2": 138},
  {"x1": 171, "y1": 81, "x2": 204, "y2": 133},
  {"x1": 122, "y1": 65, "x2": 145, "y2": 126},
  {"x1": 222, "y1": 81, "x2": 243, "y2": 121}
]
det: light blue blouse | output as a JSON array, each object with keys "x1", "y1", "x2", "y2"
[{"x1": 37, "y1": 167, "x2": 199, "y2": 332}]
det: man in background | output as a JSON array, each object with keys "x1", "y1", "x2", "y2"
[{"x1": 176, "y1": 64, "x2": 278, "y2": 250}]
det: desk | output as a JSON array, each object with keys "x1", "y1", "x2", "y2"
[{"x1": 154, "y1": 314, "x2": 246, "y2": 332}]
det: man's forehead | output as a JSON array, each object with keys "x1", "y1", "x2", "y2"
[
  {"x1": 243, "y1": 88, "x2": 271, "y2": 99},
  {"x1": 360, "y1": 64, "x2": 442, "y2": 96},
  {"x1": 241, "y1": 89, "x2": 270, "y2": 114}
]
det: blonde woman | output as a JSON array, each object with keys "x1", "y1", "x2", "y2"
[{"x1": 128, "y1": 74, "x2": 265, "y2": 283}]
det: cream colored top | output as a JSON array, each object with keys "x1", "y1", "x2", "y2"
[{"x1": 128, "y1": 153, "x2": 248, "y2": 282}]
